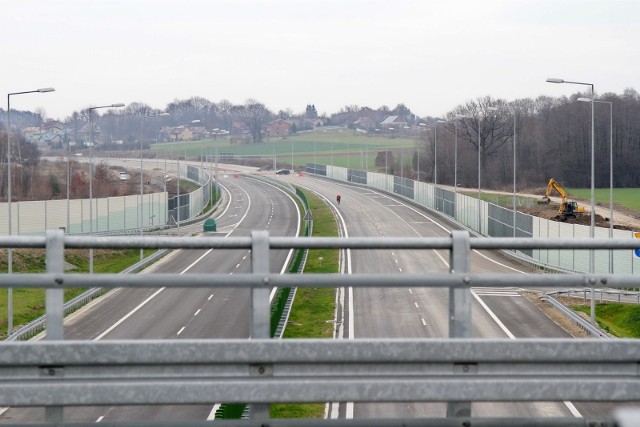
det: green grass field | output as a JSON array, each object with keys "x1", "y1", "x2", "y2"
[
  {"x1": 151, "y1": 128, "x2": 417, "y2": 169},
  {"x1": 567, "y1": 188, "x2": 640, "y2": 211}
]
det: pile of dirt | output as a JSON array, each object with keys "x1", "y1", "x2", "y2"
[{"x1": 519, "y1": 203, "x2": 634, "y2": 230}]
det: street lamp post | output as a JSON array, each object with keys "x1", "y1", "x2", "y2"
[
  {"x1": 417, "y1": 123, "x2": 427, "y2": 181},
  {"x1": 579, "y1": 97, "x2": 614, "y2": 273},
  {"x1": 500, "y1": 107, "x2": 518, "y2": 238},
  {"x1": 447, "y1": 119, "x2": 463, "y2": 194},
  {"x1": 175, "y1": 119, "x2": 200, "y2": 231},
  {"x1": 459, "y1": 108, "x2": 496, "y2": 235},
  {"x1": 419, "y1": 122, "x2": 445, "y2": 186},
  {"x1": 88, "y1": 103, "x2": 125, "y2": 273},
  {"x1": 5, "y1": 87, "x2": 55, "y2": 335},
  {"x1": 547, "y1": 77, "x2": 596, "y2": 324},
  {"x1": 512, "y1": 110, "x2": 517, "y2": 238},
  {"x1": 453, "y1": 122, "x2": 458, "y2": 193},
  {"x1": 139, "y1": 112, "x2": 169, "y2": 261}
]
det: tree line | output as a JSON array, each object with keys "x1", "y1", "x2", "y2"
[
  {"x1": 2, "y1": 88, "x2": 640, "y2": 194},
  {"x1": 417, "y1": 89, "x2": 640, "y2": 190}
]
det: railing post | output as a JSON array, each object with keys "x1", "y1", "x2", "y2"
[
  {"x1": 447, "y1": 230, "x2": 472, "y2": 418},
  {"x1": 250, "y1": 230, "x2": 271, "y2": 420},
  {"x1": 45, "y1": 228, "x2": 65, "y2": 423}
]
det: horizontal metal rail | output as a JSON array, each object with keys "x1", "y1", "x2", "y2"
[
  {"x1": 1, "y1": 339, "x2": 640, "y2": 406},
  {"x1": 548, "y1": 288, "x2": 640, "y2": 304},
  {"x1": 2, "y1": 272, "x2": 640, "y2": 289},
  {"x1": 1, "y1": 230, "x2": 639, "y2": 426},
  {"x1": 2, "y1": 235, "x2": 640, "y2": 250},
  {"x1": 540, "y1": 295, "x2": 610, "y2": 338}
]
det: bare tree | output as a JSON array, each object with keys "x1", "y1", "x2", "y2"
[
  {"x1": 447, "y1": 96, "x2": 514, "y2": 187},
  {"x1": 93, "y1": 162, "x2": 113, "y2": 198},
  {"x1": 242, "y1": 99, "x2": 272, "y2": 144}
]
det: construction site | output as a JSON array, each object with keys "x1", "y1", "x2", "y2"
[{"x1": 518, "y1": 178, "x2": 637, "y2": 231}]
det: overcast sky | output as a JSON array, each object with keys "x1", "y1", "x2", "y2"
[{"x1": 3, "y1": 0, "x2": 638, "y2": 121}]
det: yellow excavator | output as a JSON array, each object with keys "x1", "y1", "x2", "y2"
[{"x1": 538, "y1": 178, "x2": 585, "y2": 221}]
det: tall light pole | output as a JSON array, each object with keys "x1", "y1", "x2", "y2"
[
  {"x1": 88, "y1": 103, "x2": 125, "y2": 273},
  {"x1": 460, "y1": 107, "x2": 496, "y2": 235},
  {"x1": 453, "y1": 122, "x2": 458, "y2": 193},
  {"x1": 5, "y1": 87, "x2": 55, "y2": 335},
  {"x1": 417, "y1": 123, "x2": 427, "y2": 181},
  {"x1": 420, "y1": 121, "x2": 445, "y2": 186},
  {"x1": 547, "y1": 77, "x2": 596, "y2": 324},
  {"x1": 502, "y1": 107, "x2": 518, "y2": 238},
  {"x1": 175, "y1": 119, "x2": 200, "y2": 230},
  {"x1": 140, "y1": 112, "x2": 169, "y2": 261},
  {"x1": 579, "y1": 97, "x2": 613, "y2": 273},
  {"x1": 449, "y1": 118, "x2": 466, "y2": 194}
]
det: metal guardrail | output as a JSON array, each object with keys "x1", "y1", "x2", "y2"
[
  {"x1": 5, "y1": 248, "x2": 170, "y2": 342},
  {"x1": 547, "y1": 288, "x2": 640, "y2": 304},
  {"x1": 1, "y1": 231, "x2": 640, "y2": 426},
  {"x1": 5, "y1": 182, "x2": 223, "y2": 342},
  {"x1": 539, "y1": 294, "x2": 610, "y2": 338}
]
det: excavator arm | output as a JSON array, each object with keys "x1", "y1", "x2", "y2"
[
  {"x1": 539, "y1": 178, "x2": 568, "y2": 204},
  {"x1": 538, "y1": 178, "x2": 567, "y2": 205},
  {"x1": 549, "y1": 179, "x2": 568, "y2": 203}
]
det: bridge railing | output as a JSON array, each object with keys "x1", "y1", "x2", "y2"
[{"x1": 1, "y1": 230, "x2": 640, "y2": 426}]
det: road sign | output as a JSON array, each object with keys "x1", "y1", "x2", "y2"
[{"x1": 635, "y1": 232, "x2": 640, "y2": 257}]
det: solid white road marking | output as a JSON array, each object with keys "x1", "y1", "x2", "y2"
[
  {"x1": 474, "y1": 291, "x2": 521, "y2": 297},
  {"x1": 207, "y1": 403, "x2": 221, "y2": 421},
  {"x1": 94, "y1": 287, "x2": 166, "y2": 341}
]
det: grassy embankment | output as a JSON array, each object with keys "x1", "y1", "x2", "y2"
[
  {"x1": 572, "y1": 303, "x2": 640, "y2": 338},
  {"x1": 0, "y1": 249, "x2": 152, "y2": 339},
  {"x1": 270, "y1": 188, "x2": 340, "y2": 419}
]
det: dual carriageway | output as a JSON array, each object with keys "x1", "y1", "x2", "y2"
[{"x1": 0, "y1": 167, "x2": 634, "y2": 424}]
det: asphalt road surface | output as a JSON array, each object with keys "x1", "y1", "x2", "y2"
[
  {"x1": 284, "y1": 173, "x2": 612, "y2": 421},
  {"x1": 1, "y1": 170, "x2": 620, "y2": 423},
  {"x1": 0, "y1": 174, "x2": 300, "y2": 424}
]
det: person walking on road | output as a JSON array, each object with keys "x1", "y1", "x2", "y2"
[{"x1": 336, "y1": 194, "x2": 341, "y2": 205}]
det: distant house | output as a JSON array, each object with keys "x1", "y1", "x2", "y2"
[
  {"x1": 313, "y1": 117, "x2": 326, "y2": 127},
  {"x1": 351, "y1": 117, "x2": 376, "y2": 133},
  {"x1": 267, "y1": 119, "x2": 293, "y2": 137},
  {"x1": 37, "y1": 133, "x2": 65, "y2": 146},
  {"x1": 231, "y1": 121, "x2": 249, "y2": 134},
  {"x1": 23, "y1": 127, "x2": 41, "y2": 143},
  {"x1": 170, "y1": 126, "x2": 193, "y2": 141},
  {"x1": 78, "y1": 123, "x2": 101, "y2": 145},
  {"x1": 190, "y1": 126, "x2": 208, "y2": 140},
  {"x1": 380, "y1": 115, "x2": 408, "y2": 129},
  {"x1": 42, "y1": 120, "x2": 65, "y2": 134}
]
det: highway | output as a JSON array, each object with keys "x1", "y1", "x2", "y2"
[
  {"x1": 283, "y1": 173, "x2": 600, "y2": 420},
  {"x1": 0, "y1": 174, "x2": 300, "y2": 424},
  {"x1": 0, "y1": 170, "x2": 618, "y2": 423}
]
